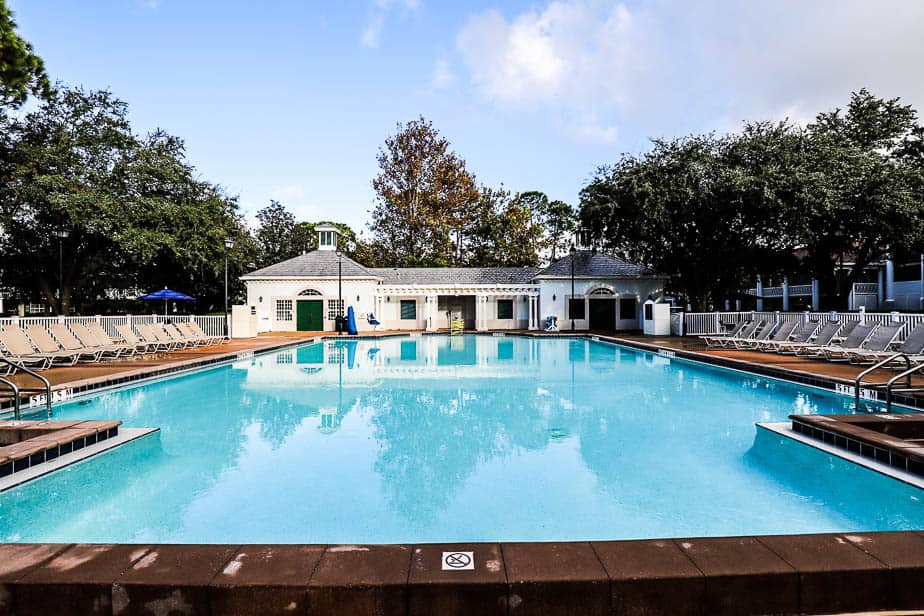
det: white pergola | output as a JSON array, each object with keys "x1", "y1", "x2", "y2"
[{"x1": 372, "y1": 284, "x2": 541, "y2": 331}]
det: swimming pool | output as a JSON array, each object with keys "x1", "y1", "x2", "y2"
[{"x1": 1, "y1": 335, "x2": 922, "y2": 543}]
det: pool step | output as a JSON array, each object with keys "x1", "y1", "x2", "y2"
[{"x1": 0, "y1": 420, "x2": 121, "y2": 479}]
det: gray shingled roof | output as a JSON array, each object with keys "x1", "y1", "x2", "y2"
[
  {"x1": 371, "y1": 267, "x2": 540, "y2": 285},
  {"x1": 242, "y1": 250, "x2": 379, "y2": 279},
  {"x1": 535, "y1": 250, "x2": 660, "y2": 278}
]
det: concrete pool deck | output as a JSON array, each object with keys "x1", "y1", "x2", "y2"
[{"x1": 4, "y1": 330, "x2": 924, "y2": 614}]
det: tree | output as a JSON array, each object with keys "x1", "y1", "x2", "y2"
[
  {"x1": 369, "y1": 116, "x2": 480, "y2": 266},
  {"x1": 517, "y1": 191, "x2": 576, "y2": 261},
  {"x1": 0, "y1": 1, "x2": 50, "y2": 107},
  {"x1": 466, "y1": 186, "x2": 543, "y2": 267},
  {"x1": 579, "y1": 90, "x2": 924, "y2": 310},
  {"x1": 0, "y1": 86, "x2": 250, "y2": 314}
]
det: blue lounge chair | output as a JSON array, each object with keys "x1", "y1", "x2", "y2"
[{"x1": 367, "y1": 312, "x2": 381, "y2": 330}]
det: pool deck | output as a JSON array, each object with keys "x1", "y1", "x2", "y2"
[{"x1": 4, "y1": 330, "x2": 924, "y2": 615}]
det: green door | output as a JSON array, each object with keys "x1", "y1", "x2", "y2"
[{"x1": 296, "y1": 300, "x2": 324, "y2": 331}]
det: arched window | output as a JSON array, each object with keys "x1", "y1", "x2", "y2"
[
  {"x1": 298, "y1": 289, "x2": 322, "y2": 296},
  {"x1": 589, "y1": 287, "x2": 615, "y2": 296}
]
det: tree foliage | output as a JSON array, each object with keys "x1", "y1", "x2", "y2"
[
  {"x1": 0, "y1": 0, "x2": 50, "y2": 107},
  {"x1": 0, "y1": 87, "x2": 251, "y2": 314},
  {"x1": 367, "y1": 116, "x2": 551, "y2": 268},
  {"x1": 253, "y1": 200, "x2": 360, "y2": 267},
  {"x1": 580, "y1": 89, "x2": 924, "y2": 310}
]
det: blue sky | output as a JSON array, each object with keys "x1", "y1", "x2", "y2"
[{"x1": 11, "y1": 0, "x2": 924, "y2": 234}]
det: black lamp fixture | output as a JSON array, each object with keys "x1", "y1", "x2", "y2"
[
  {"x1": 335, "y1": 242, "x2": 343, "y2": 335},
  {"x1": 55, "y1": 229, "x2": 69, "y2": 313},
  {"x1": 569, "y1": 243, "x2": 576, "y2": 331}
]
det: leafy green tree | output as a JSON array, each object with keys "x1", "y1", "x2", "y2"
[
  {"x1": 580, "y1": 90, "x2": 924, "y2": 310},
  {"x1": 0, "y1": 87, "x2": 250, "y2": 314},
  {"x1": 466, "y1": 186, "x2": 543, "y2": 267},
  {"x1": 0, "y1": 0, "x2": 50, "y2": 107},
  {"x1": 517, "y1": 191, "x2": 576, "y2": 261}
]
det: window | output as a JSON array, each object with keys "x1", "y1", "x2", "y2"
[
  {"x1": 327, "y1": 299, "x2": 344, "y2": 320},
  {"x1": 620, "y1": 297, "x2": 638, "y2": 319},
  {"x1": 275, "y1": 299, "x2": 293, "y2": 322},
  {"x1": 400, "y1": 299, "x2": 417, "y2": 320},
  {"x1": 568, "y1": 298, "x2": 585, "y2": 320},
  {"x1": 298, "y1": 288, "x2": 322, "y2": 296},
  {"x1": 496, "y1": 299, "x2": 513, "y2": 320},
  {"x1": 319, "y1": 230, "x2": 334, "y2": 247},
  {"x1": 589, "y1": 287, "x2": 614, "y2": 295}
]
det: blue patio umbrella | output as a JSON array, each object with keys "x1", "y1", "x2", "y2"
[{"x1": 140, "y1": 287, "x2": 196, "y2": 316}]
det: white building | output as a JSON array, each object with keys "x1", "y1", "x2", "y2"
[{"x1": 242, "y1": 224, "x2": 667, "y2": 333}]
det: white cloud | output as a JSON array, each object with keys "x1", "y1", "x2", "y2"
[
  {"x1": 361, "y1": 0, "x2": 420, "y2": 49},
  {"x1": 430, "y1": 59, "x2": 456, "y2": 89},
  {"x1": 455, "y1": 0, "x2": 924, "y2": 143}
]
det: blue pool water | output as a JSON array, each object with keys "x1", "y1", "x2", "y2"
[{"x1": 1, "y1": 335, "x2": 922, "y2": 543}]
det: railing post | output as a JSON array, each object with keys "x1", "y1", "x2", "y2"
[
  {"x1": 859, "y1": 306, "x2": 866, "y2": 324},
  {"x1": 890, "y1": 310, "x2": 899, "y2": 324},
  {"x1": 11, "y1": 315, "x2": 19, "y2": 327},
  {"x1": 802, "y1": 311, "x2": 809, "y2": 326},
  {"x1": 714, "y1": 313, "x2": 720, "y2": 334},
  {"x1": 775, "y1": 310, "x2": 780, "y2": 324},
  {"x1": 679, "y1": 312, "x2": 685, "y2": 337}
]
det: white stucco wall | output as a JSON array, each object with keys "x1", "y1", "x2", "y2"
[
  {"x1": 538, "y1": 278, "x2": 665, "y2": 330},
  {"x1": 244, "y1": 278, "x2": 380, "y2": 333}
]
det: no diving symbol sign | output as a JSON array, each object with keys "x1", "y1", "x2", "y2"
[{"x1": 442, "y1": 551, "x2": 474, "y2": 571}]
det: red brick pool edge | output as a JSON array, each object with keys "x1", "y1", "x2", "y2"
[{"x1": 2, "y1": 533, "x2": 924, "y2": 615}]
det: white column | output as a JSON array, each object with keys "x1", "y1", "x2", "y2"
[
  {"x1": 475, "y1": 294, "x2": 486, "y2": 331},
  {"x1": 884, "y1": 259, "x2": 896, "y2": 308},
  {"x1": 426, "y1": 295, "x2": 437, "y2": 331},
  {"x1": 756, "y1": 275, "x2": 764, "y2": 311},
  {"x1": 782, "y1": 276, "x2": 790, "y2": 311},
  {"x1": 528, "y1": 295, "x2": 538, "y2": 330},
  {"x1": 811, "y1": 278, "x2": 819, "y2": 311}
]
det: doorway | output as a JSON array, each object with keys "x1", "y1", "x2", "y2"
[
  {"x1": 296, "y1": 300, "x2": 324, "y2": 331},
  {"x1": 588, "y1": 298, "x2": 616, "y2": 331}
]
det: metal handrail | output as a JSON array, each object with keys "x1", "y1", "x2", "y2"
[
  {"x1": 885, "y1": 363, "x2": 924, "y2": 412},
  {"x1": 0, "y1": 375, "x2": 21, "y2": 420},
  {"x1": 854, "y1": 353, "x2": 913, "y2": 411},
  {"x1": 0, "y1": 357, "x2": 52, "y2": 417}
]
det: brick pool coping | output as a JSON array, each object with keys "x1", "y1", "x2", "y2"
[
  {"x1": 5, "y1": 332, "x2": 924, "y2": 614},
  {"x1": 1, "y1": 533, "x2": 924, "y2": 615}
]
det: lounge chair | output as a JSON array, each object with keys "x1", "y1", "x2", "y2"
[
  {"x1": 182, "y1": 321, "x2": 226, "y2": 345},
  {"x1": 162, "y1": 323, "x2": 206, "y2": 348},
  {"x1": 848, "y1": 322, "x2": 921, "y2": 365},
  {"x1": 800, "y1": 323, "x2": 877, "y2": 360},
  {"x1": 69, "y1": 322, "x2": 134, "y2": 359},
  {"x1": 367, "y1": 313, "x2": 382, "y2": 331},
  {"x1": 48, "y1": 323, "x2": 106, "y2": 362},
  {"x1": 87, "y1": 321, "x2": 150, "y2": 355},
  {"x1": 824, "y1": 322, "x2": 902, "y2": 362},
  {"x1": 760, "y1": 321, "x2": 821, "y2": 353},
  {"x1": 730, "y1": 321, "x2": 780, "y2": 349},
  {"x1": 750, "y1": 321, "x2": 799, "y2": 351},
  {"x1": 0, "y1": 327, "x2": 55, "y2": 369},
  {"x1": 786, "y1": 321, "x2": 855, "y2": 356},
  {"x1": 544, "y1": 315, "x2": 559, "y2": 332},
  {"x1": 115, "y1": 323, "x2": 164, "y2": 353},
  {"x1": 714, "y1": 320, "x2": 764, "y2": 349},
  {"x1": 24, "y1": 324, "x2": 88, "y2": 365},
  {"x1": 135, "y1": 323, "x2": 183, "y2": 351},
  {"x1": 700, "y1": 320, "x2": 750, "y2": 347}
]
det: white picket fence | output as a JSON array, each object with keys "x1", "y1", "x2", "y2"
[
  {"x1": 0, "y1": 314, "x2": 227, "y2": 338},
  {"x1": 679, "y1": 309, "x2": 924, "y2": 340}
]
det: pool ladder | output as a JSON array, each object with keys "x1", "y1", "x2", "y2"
[
  {"x1": 0, "y1": 357, "x2": 52, "y2": 421},
  {"x1": 854, "y1": 353, "x2": 924, "y2": 412}
]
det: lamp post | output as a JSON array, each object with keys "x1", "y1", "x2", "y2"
[
  {"x1": 54, "y1": 230, "x2": 69, "y2": 314},
  {"x1": 224, "y1": 237, "x2": 234, "y2": 337},
  {"x1": 569, "y1": 244, "x2": 576, "y2": 331},
  {"x1": 336, "y1": 243, "x2": 343, "y2": 335}
]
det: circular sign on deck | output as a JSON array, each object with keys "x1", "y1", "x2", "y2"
[{"x1": 442, "y1": 551, "x2": 474, "y2": 570}]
